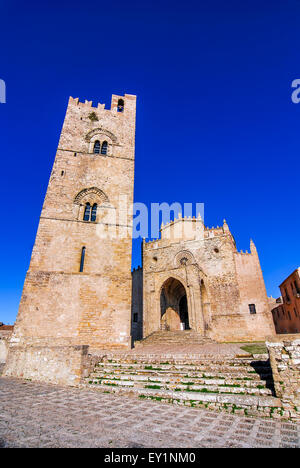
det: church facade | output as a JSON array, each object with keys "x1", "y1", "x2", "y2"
[{"x1": 132, "y1": 216, "x2": 275, "y2": 343}]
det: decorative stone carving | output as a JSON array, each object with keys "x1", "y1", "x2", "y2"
[
  {"x1": 74, "y1": 187, "x2": 109, "y2": 205},
  {"x1": 85, "y1": 127, "x2": 117, "y2": 143},
  {"x1": 174, "y1": 250, "x2": 196, "y2": 268}
]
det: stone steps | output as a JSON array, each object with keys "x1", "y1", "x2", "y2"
[
  {"x1": 93, "y1": 361, "x2": 272, "y2": 375},
  {"x1": 88, "y1": 371, "x2": 273, "y2": 390},
  {"x1": 82, "y1": 380, "x2": 281, "y2": 418},
  {"x1": 86, "y1": 381, "x2": 277, "y2": 402},
  {"x1": 135, "y1": 330, "x2": 214, "y2": 347},
  {"x1": 87, "y1": 377, "x2": 273, "y2": 396},
  {"x1": 83, "y1": 354, "x2": 282, "y2": 418}
]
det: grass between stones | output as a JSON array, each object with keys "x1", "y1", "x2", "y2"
[
  {"x1": 240, "y1": 343, "x2": 268, "y2": 355},
  {"x1": 144, "y1": 385, "x2": 162, "y2": 390}
]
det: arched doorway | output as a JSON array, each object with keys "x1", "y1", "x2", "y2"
[{"x1": 160, "y1": 277, "x2": 190, "y2": 331}]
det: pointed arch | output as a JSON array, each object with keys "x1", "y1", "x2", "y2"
[{"x1": 160, "y1": 277, "x2": 189, "y2": 331}]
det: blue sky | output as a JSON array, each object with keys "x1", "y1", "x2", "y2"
[{"x1": 1, "y1": 0, "x2": 300, "y2": 324}]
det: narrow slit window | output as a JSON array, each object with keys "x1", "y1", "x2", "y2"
[
  {"x1": 83, "y1": 202, "x2": 91, "y2": 221},
  {"x1": 93, "y1": 140, "x2": 100, "y2": 154},
  {"x1": 249, "y1": 304, "x2": 256, "y2": 314},
  {"x1": 91, "y1": 203, "x2": 97, "y2": 222},
  {"x1": 101, "y1": 141, "x2": 108, "y2": 155},
  {"x1": 79, "y1": 247, "x2": 86, "y2": 272}
]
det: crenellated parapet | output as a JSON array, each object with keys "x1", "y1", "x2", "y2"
[
  {"x1": 68, "y1": 96, "x2": 106, "y2": 110},
  {"x1": 68, "y1": 94, "x2": 137, "y2": 115},
  {"x1": 143, "y1": 216, "x2": 239, "y2": 248}
]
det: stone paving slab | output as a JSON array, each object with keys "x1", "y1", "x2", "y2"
[
  {"x1": 0, "y1": 377, "x2": 299, "y2": 448},
  {"x1": 90, "y1": 342, "x2": 250, "y2": 358}
]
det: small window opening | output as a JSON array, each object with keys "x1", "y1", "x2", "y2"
[
  {"x1": 133, "y1": 313, "x2": 138, "y2": 323},
  {"x1": 91, "y1": 203, "x2": 97, "y2": 222},
  {"x1": 61, "y1": 170, "x2": 64, "y2": 176},
  {"x1": 249, "y1": 304, "x2": 256, "y2": 314},
  {"x1": 117, "y1": 99, "x2": 124, "y2": 113},
  {"x1": 83, "y1": 203, "x2": 91, "y2": 221},
  {"x1": 93, "y1": 140, "x2": 101, "y2": 154},
  {"x1": 101, "y1": 141, "x2": 108, "y2": 155},
  {"x1": 79, "y1": 247, "x2": 86, "y2": 273}
]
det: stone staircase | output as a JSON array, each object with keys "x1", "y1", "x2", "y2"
[
  {"x1": 134, "y1": 330, "x2": 214, "y2": 347},
  {"x1": 83, "y1": 354, "x2": 284, "y2": 419}
]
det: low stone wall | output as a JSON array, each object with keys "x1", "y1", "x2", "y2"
[
  {"x1": 0, "y1": 339, "x2": 8, "y2": 363},
  {"x1": 3, "y1": 344, "x2": 91, "y2": 386},
  {"x1": 0, "y1": 330, "x2": 13, "y2": 363},
  {"x1": 266, "y1": 334, "x2": 300, "y2": 421}
]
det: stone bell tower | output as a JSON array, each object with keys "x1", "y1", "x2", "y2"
[{"x1": 6, "y1": 93, "x2": 136, "y2": 363}]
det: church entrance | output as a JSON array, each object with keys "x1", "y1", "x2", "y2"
[
  {"x1": 160, "y1": 278, "x2": 190, "y2": 331},
  {"x1": 179, "y1": 295, "x2": 189, "y2": 330}
]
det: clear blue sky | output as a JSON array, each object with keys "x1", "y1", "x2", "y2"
[{"x1": 1, "y1": 1, "x2": 300, "y2": 324}]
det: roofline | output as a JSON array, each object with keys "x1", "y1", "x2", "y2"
[{"x1": 279, "y1": 267, "x2": 300, "y2": 288}]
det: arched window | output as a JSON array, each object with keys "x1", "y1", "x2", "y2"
[
  {"x1": 79, "y1": 247, "x2": 86, "y2": 272},
  {"x1": 91, "y1": 203, "x2": 97, "y2": 222},
  {"x1": 101, "y1": 141, "x2": 108, "y2": 155},
  {"x1": 83, "y1": 202, "x2": 91, "y2": 221},
  {"x1": 93, "y1": 140, "x2": 100, "y2": 154},
  {"x1": 117, "y1": 99, "x2": 124, "y2": 112}
]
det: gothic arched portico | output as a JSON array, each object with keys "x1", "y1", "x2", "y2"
[{"x1": 160, "y1": 277, "x2": 190, "y2": 331}]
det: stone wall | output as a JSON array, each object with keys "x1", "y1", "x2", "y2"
[
  {"x1": 266, "y1": 334, "x2": 300, "y2": 421},
  {"x1": 3, "y1": 344, "x2": 91, "y2": 386},
  {"x1": 0, "y1": 329, "x2": 13, "y2": 363}
]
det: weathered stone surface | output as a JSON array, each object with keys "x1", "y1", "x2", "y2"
[
  {"x1": 3, "y1": 345, "x2": 90, "y2": 385},
  {"x1": 4, "y1": 94, "x2": 136, "y2": 383},
  {"x1": 141, "y1": 222, "x2": 275, "y2": 342},
  {"x1": 0, "y1": 328, "x2": 13, "y2": 363},
  {"x1": 83, "y1": 351, "x2": 288, "y2": 419},
  {"x1": 266, "y1": 335, "x2": 300, "y2": 421},
  {"x1": 0, "y1": 377, "x2": 299, "y2": 448}
]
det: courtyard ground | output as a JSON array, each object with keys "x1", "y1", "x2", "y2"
[{"x1": 0, "y1": 376, "x2": 299, "y2": 448}]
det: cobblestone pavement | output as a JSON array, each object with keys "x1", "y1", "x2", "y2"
[{"x1": 0, "y1": 377, "x2": 299, "y2": 448}]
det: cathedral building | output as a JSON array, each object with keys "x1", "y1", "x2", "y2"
[{"x1": 4, "y1": 93, "x2": 275, "y2": 383}]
